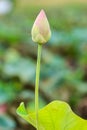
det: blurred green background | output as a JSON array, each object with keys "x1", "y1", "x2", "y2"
[{"x1": 0, "y1": 0, "x2": 87, "y2": 130}]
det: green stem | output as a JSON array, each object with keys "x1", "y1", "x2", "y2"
[{"x1": 35, "y1": 44, "x2": 42, "y2": 130}]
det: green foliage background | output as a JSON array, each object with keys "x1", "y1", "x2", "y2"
[{"x1": 0, "y1": 1, "x2": 87, "y2": 130}]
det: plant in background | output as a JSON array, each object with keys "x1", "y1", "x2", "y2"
[{"x1": 17, "y1": 10, "x2": 87, "y2": 130}]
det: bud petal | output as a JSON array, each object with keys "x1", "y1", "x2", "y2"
[{"x1": 31, "y1": 9, "x2": 51, "y2": 44}]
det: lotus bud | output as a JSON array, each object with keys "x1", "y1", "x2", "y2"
[{"x1": 31, "y1": 9, "x2": 51, "y2": 45}]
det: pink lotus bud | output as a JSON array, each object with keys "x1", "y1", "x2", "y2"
[{"x1": 31, "y1": 9, "x2": 51, "y2": 44}]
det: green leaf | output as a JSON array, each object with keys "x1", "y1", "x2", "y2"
[{"x1": 16, "y1": 100, "x2": 87, "y2": 130}]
